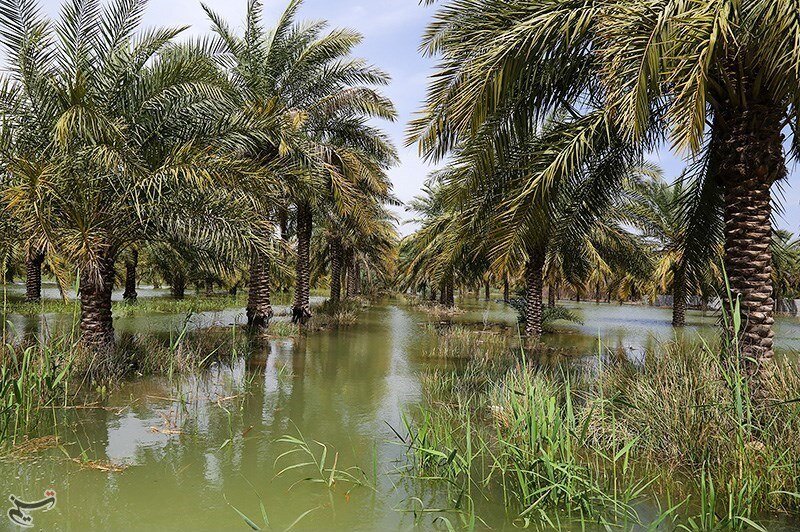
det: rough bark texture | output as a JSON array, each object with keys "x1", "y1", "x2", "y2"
[
  {"x1": 715, "y1": 104, "x2": 785, "y2": 398},
  {"x1": 25, "y1": 249, "x2": 44, "y2": 302},
  {"x1": 439, "y1": 277, "x2": 454, "y2": 308},
  {"x1": 503, "y1": 277, "x2": 509, "y2": 303},
  {"x1": 79, "y1": 254, "x2": 116, "y2": 349},
  {"x1": 346, "y1": 254, "x2": 357, "y2": 299},
  {"x1": 525, "y1": 254, "x2": 544, "y2": 341},
  {"x1": 247, "y1": 249, "x2": 273, "y2": 330},
  {"x1": 548, "y1": 283, "x2": 556, "y2": 308},
  {"x1": 171, "y1": 272, "x2": 186, "y2": 300},
  {"x1": 353, "y1": 260, "x2": 361, "y2": 295},
  {"x1": 329, "y1": 237, "x2": 343, "y2": 305},
  {"x1": 672, "y1": 265, "x2": 686, "y2": 328},
  {"x1": 123, "y1": 249, "x2": 138, "y2": 302},
  {"x1": 292, "y1": 201, "x2": 313, "y2": 324},
  {"x1": 484, "y1": 280, "x2": 490, "y2": 301}
]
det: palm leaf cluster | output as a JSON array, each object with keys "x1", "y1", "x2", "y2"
[
  {"x1": 405, "y1": 0, "x2": 800, "y2": 396},
  {"x1": 0, "y1": 0, "x2": 399, "y2": 354}
]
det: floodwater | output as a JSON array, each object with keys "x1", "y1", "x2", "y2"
[{"x1": 2, "y1": 286, "x2": 800, "y2": 530}]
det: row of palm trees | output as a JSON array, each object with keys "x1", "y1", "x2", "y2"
[
  {"x1": 402, "y1": 0, "x2": 800, "y2": 396},
  {"x1": 0, "y1": 0, "x2": 398, "y2": 351}
]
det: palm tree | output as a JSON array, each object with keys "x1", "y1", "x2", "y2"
[
  {"x1": 397, "y1": 185, "x2": 463, "y2": 309},
  {"x1": 0, "y1": 0, "x2": 267, "y2": 351},
  {"x1": 204, "y1": 0, "x2": 396, "y2": 329},
  {"x1": 411, "y1": 0, "x2": 797, "y2": 394},
  {"x1": 317, "y1": 197, "x2": 398, "y2": 306},
  {"x1": 625, "y1": 174, "x2": 723, "y2": 327},
  {"x1": 122, "y1": 248, "x2": 138, "y2": 303}
]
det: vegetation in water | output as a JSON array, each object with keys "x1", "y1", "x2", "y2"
[
  {"x1": 396, "y1": 324, "x2": 800, "y2": 530},
  {"x1": 3, "y1": 294, "x2": 247, "y2": 317},
  {"x1": 1, "y1": 0, "x2": 800, "y2": 529}
]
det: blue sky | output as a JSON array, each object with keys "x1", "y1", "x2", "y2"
[{"x1": 39, "y1": 0, "x2": 800, "y2": 235}]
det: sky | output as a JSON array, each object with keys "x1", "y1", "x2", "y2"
[{"x1": 37, "y1": 0, "x2": 800, "y2": 236}]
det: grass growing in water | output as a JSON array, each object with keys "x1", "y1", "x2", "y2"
[
  {"x1": 3, "y1": 294, "x2": 247, "y2": 317},
  {"x1": 0, "y1": 335, "x2": 77, "y2": 442},
  {"x1": 0, "y1": 317, "x2": 265, "y2": 445},
  {"x1": 398, "y1": 326, "x2": 800, "y2": 529}
]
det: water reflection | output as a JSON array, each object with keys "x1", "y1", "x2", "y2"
[
  {"x1": 2, "y1": 300, "x2": 799, "y2": 530},
  {"x1": 0, "y1": 307, "x2": 428, "y2": 530}
]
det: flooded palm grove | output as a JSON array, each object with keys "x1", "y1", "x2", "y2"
[{"x1": 4, "y1": 283, "x2": 800, "y2": 530}]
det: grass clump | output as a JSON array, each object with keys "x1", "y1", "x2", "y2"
[
  {"x1": 308, "y1": 298, "x2": 364, "y2": 329},
  {"x1": 0, "y1": 335, "x2": 78, "y2": 442},
  {"x1": 400, "y1": 326, "x2": 800, "y2": 529},
  {"x1": 0, "y1": 319, "x2": 259, "y2": 445}
]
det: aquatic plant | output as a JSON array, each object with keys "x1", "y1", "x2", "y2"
[
  {"x1": 274, "y1": 428, "x2": 374, "y2": 493},
  {"x1": 0, "y1": 335, "x2": 77, "y2": 443},
  {"x1": 400, "y1": 325, "x2": 800, "y2": 529}
]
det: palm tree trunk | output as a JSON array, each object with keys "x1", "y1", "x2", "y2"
[
  {"x1": 503, "y1": 276, "x2": 509, "y2": 303},
  {"x1": 171, "y1": 272, "x2": 185, "y2": 300},
  {"x1": 439, "y1": 276, "x2": 454, "y2": 308},
  {"x1": 247, "y1": 249, "x2": 273, "y2": 330},
  {"x1": 25, "y1": 249, "x2": 44, "y2": 302},
  {"x1": 525, "y1": 254, "x2": 544, "y2": 341},
  {"x1": 672, "y1": 265, "x2": 687, "y2": 327},
  {"x1": 353, "y1": 260, "x2": 361, "y2": 295},
  {"x1": 123, "y1": 249, "x2": 138, "y2": 303},
  {"x1": 79, "y1": 254, "x2": 115, "y2": 349},
  {"x1": 548, "y1": 283, "x2": 556, "y2": 308},
  {"x1": 4, "y1": 260, "x2": 13, "y2": 283},
  {"x1": 329, "y1": 237, "x2": 343, "y2": 306},
  {"x1": 292, "y1": 201, "x2": 312, "y2": 324},
  {"x1": 484, "y1": 280, "x2": 490, "y2": 301},
  {"x1": 279, "y1": 208, "x2": 290, "y2": 292},
  {"x1": 715, "y1": 106, "x2": 785, "y2": 398},
  {"x1": 346, "y1": 254, "x2": 357, "y2": 299},
  {"x1": 446, "y1": 277, "x2": 455, "y2": 308}
]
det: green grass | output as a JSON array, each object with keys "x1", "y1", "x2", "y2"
[
  {"x1": 397, "y1": 325, "x2": 800, "y2": 529},
  {"x1": 1, "y1": 294, "x2": 247, "y2": 317},
  {"x1": 0, "y1": 334, "x2": 78, "y2": 443},
  {"x1": 307, "y1": 298, "x2": 364, "y2": 329},
  {"x1": 0, "y1": 320, "x2": 260, "y2": 445}
]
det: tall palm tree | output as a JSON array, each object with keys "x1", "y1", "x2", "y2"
[
  {"x1": 0, "y1": 0, "x2": 267, "y2": 350},
  {"x1": 625, "y1": 173, "x2": 723, "y2": 327},
  {"x1": 317, "y1": 196, "x2": 398, "y2": 306},
  {"x1": 411, "y1": 0, "x2": 798, "y2": 394},
  {"x1": 204, "y1": 0, "x2": 396, "y2": 329}
]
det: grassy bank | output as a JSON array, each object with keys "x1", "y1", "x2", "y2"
[
  {"x1": 2, "y1": 294, "x2": 248, "y2": 317},
  {"x1": 400, "y1": 327, "x2": 800, "y2": 529}
]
